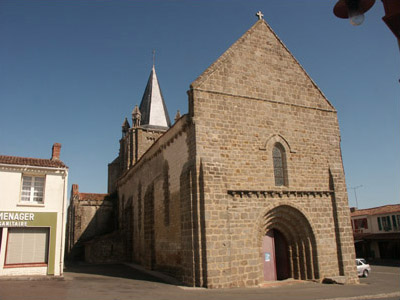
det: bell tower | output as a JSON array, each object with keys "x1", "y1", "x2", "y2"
[{"x1": 108, "y1": 64, "x2": 171, "y2": 194}]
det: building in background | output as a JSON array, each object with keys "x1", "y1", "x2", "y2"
[
  {"x1": 66, "y1": 184, "x2": 116, "y2": 262},
  {"x1": 351, "y1": 204, "x2": 400, "y2": 260},
  {"x1": 0, "y1": 143, "x2": 68, "y2": 277}
]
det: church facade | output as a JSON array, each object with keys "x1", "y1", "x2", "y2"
[{"x1": 87, "y1": 18, "x2": 358, "y2": 288}]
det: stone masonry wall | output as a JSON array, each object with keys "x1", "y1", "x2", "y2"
[
  {"x1": 117, "y1": 116, "x2": 198, "y2": 282},
  {"x1": 108, "y1": 127, "x2": 165, "y2": 194},
  {"x1": 189, "y1": 20, "x2": 357, "y2": 288},
  {"x1": 136, "y1": 128, "x2": 165, "y2": 161}
]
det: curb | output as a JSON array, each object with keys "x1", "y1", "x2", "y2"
[{"x1": 0, "y1": 275, "x2": 64, "y2": 281}]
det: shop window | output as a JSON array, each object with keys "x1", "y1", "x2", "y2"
[
  {"x1": 5, "y1": 227, "x2": 49, "y2": 266},
  {"x1": 273, "y1": 143, "x2": 287, "y2": 186},
  {"x1": 21, "y1": 176, "x2": 45, "y2": 203}
]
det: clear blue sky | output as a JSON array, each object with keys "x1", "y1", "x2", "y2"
[{"x1": 0, "y1": 0, "x2": 398, "y2": 209}]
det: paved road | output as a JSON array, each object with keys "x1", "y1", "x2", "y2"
[{"x1": 0, "y1": 263, "x2": 399, "y2": 300}]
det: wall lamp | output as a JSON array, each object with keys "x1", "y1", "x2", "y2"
[
  {"x1": 333, "y1": 0, "x2": 400, "y2": 42},
  {"x1": 333, "y1": 0, "x2": 375, "y2": 26}
]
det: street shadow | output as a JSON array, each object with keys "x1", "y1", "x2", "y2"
[{"x1": 64, "y1": 263, "x2": 172, "y2": 284}]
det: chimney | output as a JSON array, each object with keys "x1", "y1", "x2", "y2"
[
  {"x1": 51, "y1": 143, "x2": 62, "y2": 160},
  {"x1": 72, "y1": 184, "x2": 79, "y2": 196},
  {"x1": 71, "y1": 184, "x2": 80, "y2": 202}
]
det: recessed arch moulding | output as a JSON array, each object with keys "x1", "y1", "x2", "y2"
[{"x1": 258, "y1": 204, "x2": 319, "y2": 281}]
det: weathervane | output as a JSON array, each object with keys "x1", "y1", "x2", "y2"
[
  {"x1": 152, "y1": 49, "x2": 156, "y2": 67},
  {"x1": 256, "y1": 11, "x2": 264, "y2": 20}
]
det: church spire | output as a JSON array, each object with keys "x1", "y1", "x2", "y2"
[
  {"x1": 132, "y1": 105, "x2": 141, "y2": 128},
  {"x1": 121, "y1": 117, "x2": 130, "y2": 138},
  {"x1": 138, "y1": 64, "x2": 171, "y2": 129}
]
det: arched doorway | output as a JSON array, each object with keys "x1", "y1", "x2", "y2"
[{"x1": 262, "y1": 205, "x2": 319, "y2": 281}]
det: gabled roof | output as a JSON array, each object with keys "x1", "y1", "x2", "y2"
[
  {"x1": 0, "y1": 155, "x2": 68, "y2": 168},
  {"x1": 139, "y1": 66, "x2": 171, "y2": 129},
  {"x1": 191, "y1": 19, "x2": 335, "y2": 111},
  {"x1": 351, "y1": 204, "x2": 400, "y2": 217}
]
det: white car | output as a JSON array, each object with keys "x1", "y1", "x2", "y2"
[{"x1": 356, "y1": 258, "x2": 371, "y2": 277}]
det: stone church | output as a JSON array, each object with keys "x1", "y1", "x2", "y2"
[{"x1": 67, "y1": 17, "x2": 358, "y2": 288}]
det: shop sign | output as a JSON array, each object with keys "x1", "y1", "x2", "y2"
[{"x1": 0, "y1": 212, "x2": 35, "y2": 227}]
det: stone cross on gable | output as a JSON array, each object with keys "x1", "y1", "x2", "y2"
[{"x1": 256, "y1": 11, "x2": 264, "y2": 20}]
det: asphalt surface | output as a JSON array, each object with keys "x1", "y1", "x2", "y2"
[{"x1": 0, "y1": 263, "x2": 399, "y2": 300}]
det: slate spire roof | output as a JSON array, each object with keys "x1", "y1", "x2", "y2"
[{"x1": 139, "y1": 66, "x2": 171, "y2": 129}]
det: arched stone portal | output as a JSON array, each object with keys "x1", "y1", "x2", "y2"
[{"x1": 262, "y1": 205, "x2": 319, "y2": 281}]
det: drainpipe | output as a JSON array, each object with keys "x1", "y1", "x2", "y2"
[{"x1": 59, "y1": 169, "x2": 68, "y2": 276}]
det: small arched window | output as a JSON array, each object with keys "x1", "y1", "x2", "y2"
[{"x1": 273, "y1": 143, "x2": 287, "y2": 186}]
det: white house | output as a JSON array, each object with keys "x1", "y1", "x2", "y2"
[
  {"x1": 351, "y1": 205, "x2": 400, "y2": 260},
  {"x1": 0, "y1": 143, "x2": 68, "y2": 276}
]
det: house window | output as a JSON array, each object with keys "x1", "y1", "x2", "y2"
[
  {"x1": 273, "y1": 143, "x2": 287, "y2": 186},
  {"x1": 381, "y1": 216, "x2": 392, "y2": 231},
  {"x1": 397, "y1": 215, "x2": 400, "y2": 230},
  {"x1": 354, "y1": 218, "x2": 368, "y2": 230},
  {"x1": 392, "y1": 215, "x2": 399, "y2": 229},
  {"x1": 5, "y1": 227, "x2": 49, "y2": 266},
  {"x1": 21, "y1": 176, "x2": 45, "y2": 203}
]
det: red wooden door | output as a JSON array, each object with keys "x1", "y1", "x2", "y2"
[{"x1": 262, "y1": 230, "x2": 277, "y2": 281}]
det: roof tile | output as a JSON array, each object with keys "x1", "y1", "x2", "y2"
[
  {"x1": 0, "y1": 155, "x2": 68, "y2": 168},
  {"x1": 351, "y1": 204, "x2": 400, "y2": 217},
  {"x1": 79, "y1": 193, "x2": 108, "y2": 201}
]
